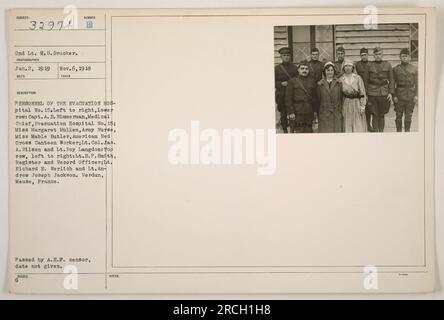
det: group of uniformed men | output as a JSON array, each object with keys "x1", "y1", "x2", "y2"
[{"x1": 275, "y1": 45, "x2": 418, "y2": 133}]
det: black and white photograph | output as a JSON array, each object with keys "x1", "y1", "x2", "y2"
[{"x1": 274, "y1": 23, "x2": 419, "y2": 133}]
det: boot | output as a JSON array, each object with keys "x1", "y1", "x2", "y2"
[
  {"x1": 405, "y1": 120, "x2": 411, "y2": 132},
  {"x1": 379, "y1": 117, "x2": 385, "y2": 132},
  {"x1": 372, "y1": 116, "x2": 379, "y2": 132},
  {"x1": 366, "y1": 111, "x2": 373, "y2": 132},
  {"x1": 395, "y1": 119, "x2": 402, "y2": 132}
]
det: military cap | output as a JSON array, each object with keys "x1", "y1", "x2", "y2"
[
  {"x1": 400, "y1": 48, "x2": 410, "y2": 55},
  {"x1": 360, "y1": 47, "x2": 368, "y2": 54},
  {"x1": 311, "y1": 47, "x2": 320, "y2": 53},
  {"x1": 336, "y1": 46, "x2": 345, "y2": 53},
  {"x1": 373, "y1": 46, "x2": 383, "y2": 53},
  {"x1": 278, "y1": 47, "x2": 291, "y2": 54},
  {"x1": 298, "y1": 60, "x2": 309, "y2": 67}
]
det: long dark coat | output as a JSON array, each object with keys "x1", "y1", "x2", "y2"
[
  {"x1": 274, "y1": 62, "x2": 298, "y2": 112},
  {"x1": 285, "y1": 76, "x2": 317, "y2": 116},
  {"x1": 316, "y1": 78, "x2": 344, "y2": 133}
]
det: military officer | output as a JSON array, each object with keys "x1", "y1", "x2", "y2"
[
  {"x1": 275, "y1": 47, "x2": 298, "y2": 133},
  {"x1": 355, "y1": 47, "x2": 372, "y2": 131},
  {"x1": 393, "y1": 48, "x2": 418, "y2": 132},
  {"x1": 285, "y1": 61, "x2": 318, "y2": 133},
  {"x1": 367, "y1": 46, "x2": 395, "y2": 132},
  {"x1": 334, "y1": 46, "x2": 346, "y2": 78}
]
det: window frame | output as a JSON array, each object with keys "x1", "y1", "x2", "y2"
[{"x1": 290, "y1": 25, "x2": 335, "y2": 63}]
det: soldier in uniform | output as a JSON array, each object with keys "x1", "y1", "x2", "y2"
[
  {"x1": 393, "y1": 48, "x2": 418, "y2": 132},
  {"x1": 300, "y1": 47, "x2": 324, "y2": 123},
  {"x1": 275, "y1": 47, "x2": 298, "y2": 133},
  {"x1": 354, "y1": 47, "x2": 372, "y2": 131},
  {"x1": 285, "y1": 61, "x2": 318, "y2": 133},
  {"x1": 367, "y1": 46, "x2": 395, "y2": 132},
  {"x1": 302, "y1": 47, "x2": 324, "y2": 83},
  {"x1": 334, "y1": 46, "x2": 346, "y2": 78}
]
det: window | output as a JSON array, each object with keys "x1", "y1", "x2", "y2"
[
  {"x1": 410, "y1": 23, "x2": 418, "y2": 61},
  {"x1": 314, "y1": 25, "x2": 334, "y2": 62},
  {"x1": 291, "y1": 25, "x2": 334, "y2": 63},
  {"x1": 291, "y1": 26, "x2": 311, "y2": 62}
]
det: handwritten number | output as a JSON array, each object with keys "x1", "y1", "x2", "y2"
[{"x1": 28, "y1": 20, "x2": 71, "y2": 31}]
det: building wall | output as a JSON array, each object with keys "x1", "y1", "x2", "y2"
[
  {"x1": 274, "y1": 26, "x2": 289, "y2": 65},
  {"x1": 335, "y1": 24, "x2": 414, "y2": 66},
  {"x1": 274, "y1": 23, "x2": 418, "y2": 67}
]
